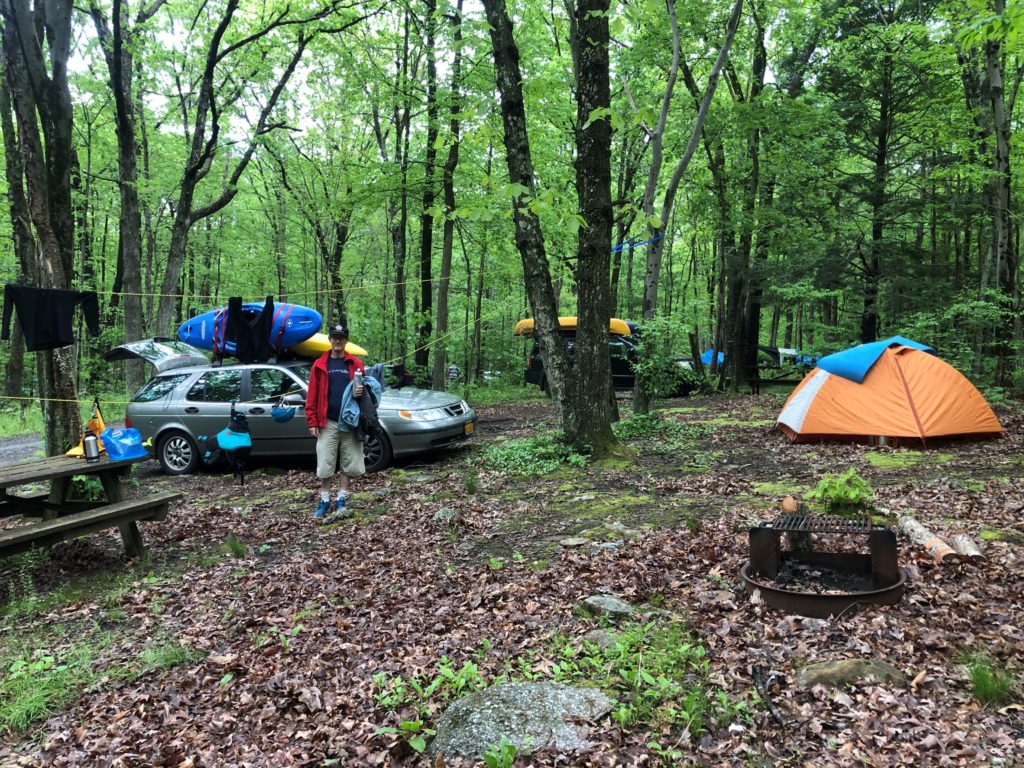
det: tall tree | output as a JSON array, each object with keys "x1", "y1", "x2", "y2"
[
  {"x1": 89, "y1": 0, "x2": 167, "y2": 395},
  {"x1": 630, "y1": 0, "x2": 744, "y2": 414},
  {"x1": 154, "y1": 0, "x2": 364, "y2": 335},
  {"x1": 0, "y1": 0, "x2": 81, "y2": 452},
  {"x1": 431, "y1": 0, "x2": 464, "y2": 390},
  {"x1": 415, "y1": 0, "x2": 439, "y2": 371}
]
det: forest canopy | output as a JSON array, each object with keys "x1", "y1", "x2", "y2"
[{"x1": 1, "y1": 0, "x2": 1022, "y2": 449}]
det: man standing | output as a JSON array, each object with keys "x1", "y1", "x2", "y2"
[{"x1": 306, "y1": 323, "x2": 365, "y2": 517}]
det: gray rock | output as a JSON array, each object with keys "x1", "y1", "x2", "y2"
[
  {"x1": 433, "y1": 507, "x2": 461, "y2": 523},
  {"x1": 580, "y1": 629, "x2": 621, "y2": 650},
  {"x1": 581, "y1": 594, "x2": 636, "y2": 621},
  {"x1": 559, "y1": 537, "x2": 590, "y2": 548},
  {"x1": 428, "y1": 682, "x2": 611, "y2": 762},
  {"x1": 587, "y1": 541, "x2": 624, "y2": 553},
  {"x1": 796, "y1": 658, "x2": 904, "y2": 688}
]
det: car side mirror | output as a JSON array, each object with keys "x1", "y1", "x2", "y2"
[{"x1": 282, "y1": 393, "x2": 305, "y2": 406}]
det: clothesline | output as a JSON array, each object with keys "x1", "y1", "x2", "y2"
[
  {"x1": 0, "y1": 302, "x2": 512, "y2": 408},
  {"x1": 611, "y1": 234, "x2": 663, "y2": 254}
]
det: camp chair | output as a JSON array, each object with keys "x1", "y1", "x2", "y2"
[{"x1": 66, "y1": 398, "x2": 108, "y2": 458}]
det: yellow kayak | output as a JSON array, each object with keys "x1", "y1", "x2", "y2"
[
  {"x1": 513, "y1": 316, "x2": 633, "y2": 336},
  {"x1": 290, "y1": 333, "x2": 368, "y2": 357}
]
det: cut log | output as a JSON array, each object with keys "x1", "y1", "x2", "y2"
[
  {"x1": 897, "y1": 515, "x2": 960, "y2": 564},
  {"x1": 949, "y1": 534, "x2": 986, "y2": 563}
]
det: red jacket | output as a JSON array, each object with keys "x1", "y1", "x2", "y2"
[{"x1": 306, "y1": 351, "x2": 365, "y2": 429}]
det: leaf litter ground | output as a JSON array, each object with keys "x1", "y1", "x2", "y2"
[{"x1": 1, "y1": 394, "x2": 1022, "y2": 767}]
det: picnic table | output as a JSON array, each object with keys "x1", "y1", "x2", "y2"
[{"x1": 0, "y1": 454, "x2": 180, "y2": 559}]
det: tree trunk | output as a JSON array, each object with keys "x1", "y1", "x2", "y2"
[
  {"x1": 90, "y1": 0, "x2": 163, "y2": 395},
  {"x1": 481, "y1": 0, "x2": 569, "y2": 423},
  {"x1": 566, "y1": 0, "x2": 616, "y2": 453},
  {"x1": 633, "y1": 0, "x2": 743, "y2": 413},
  {"x1": 415, "y1": 0, "x2": 439, "y2": 371},
  {"x1": 860, "y1": 54, "x2": 892, "y2": 344},
  {"x1": 1, "y1": 0, "x2": 81, "y2": 453},
  {"x1": 432, "y1": 0, "x2": 464, "y2": 390}
]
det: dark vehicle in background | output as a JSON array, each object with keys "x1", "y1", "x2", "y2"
[
  {"x1": 514, "y1": 317, "x2": 693, "y2": 395},
  {"x1": 106, "y1": 339, "x2": 476, "y2": 475}
]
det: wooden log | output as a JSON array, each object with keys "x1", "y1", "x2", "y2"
[
  {"x1": 949, "y1": 534, "x2": 986, "y2": 563},
  {"x1": 897, "y1": 515, "x2": 960, "y2": 564}
]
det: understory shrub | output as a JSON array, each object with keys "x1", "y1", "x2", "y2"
[
  {"x1": 482, "y1": 433, "x2": 588, "y2": 475},
  {"x1": 806, "y1": 467, "x2": 873, "y2": 513}
]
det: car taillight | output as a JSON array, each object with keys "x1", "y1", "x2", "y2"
[{"x1": 125, "y1": 415, "x2": 133, "y2": 428}]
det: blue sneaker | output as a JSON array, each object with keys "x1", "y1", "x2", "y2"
[
  {"x1": 314, "y1": 499, "x2": 331, "y2": 518},
  {"x1": 335, "y1": 496, "x2": 347, "y2": 512}
]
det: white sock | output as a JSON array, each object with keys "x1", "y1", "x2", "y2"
[
  {"x1": 320, "y1": 491, "x2": 331, "y2": 502},
  {"x1": 336, "y1": 490, "x2": 349, "y2": 501}
]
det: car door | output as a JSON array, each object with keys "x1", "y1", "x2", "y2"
[
  {"x1": 246, "y1": 366, "x2": 311, "y2": 455},
  {"x1": 182, "y1": 368, "x2": 243, "y2": 447}
]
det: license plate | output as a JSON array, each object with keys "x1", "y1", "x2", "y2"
[{"x1": 464, "y1": 422, "x2": 474, "y2": 435}]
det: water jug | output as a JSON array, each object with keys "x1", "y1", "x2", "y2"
[{"x1": 83, "y1": 429, "x2": 101, "y2": 463}]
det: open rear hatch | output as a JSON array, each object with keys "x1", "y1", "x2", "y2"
[{"x1": 104, "y1": 338, "x2": 209, "y2": 373}]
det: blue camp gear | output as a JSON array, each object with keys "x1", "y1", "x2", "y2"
[{"x1": 198, "y1": 404, "x2": 252, "y2": 484}]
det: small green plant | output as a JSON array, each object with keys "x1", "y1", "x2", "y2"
[
  {"x1": 463, "y1": 471, "x2": 480, "y2": 494},
  {"x1": 1, "y1": 645, "x2": 97, "y2": 731},
  {"x1": 375, "y1": 718, "x2": 435, "y2": 754},
  {"x1": 69, "y1": 475, "x2": 105, "y2": 501},
  {"x1": 221, "y1": 535, "x2": 247, "y2": 558},
  {"x1": 967, "y1": 656, "x2": 1015, "y2": 706},
  {"x1": 482, "y1": 432, "x2": 588, "y2": 475},
  {"x1": 487, "y1": 557, "x2": 504, "y2": 570},
  {"x1": 483, "y1": 737, "x2": 519, "y2": 768},
  {"x1": 138, "y1": 642, "x2": 199, "y2": 673},
  {"x1": 806, "y1": 467, "x2": 873, "y2": 512}
]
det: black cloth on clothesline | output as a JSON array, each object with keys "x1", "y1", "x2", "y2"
[
  {"x1": 1, "y1": 284, "x2": 100, "y2": 351},
  {"x1": 225, "y1": 295, "x2": 274, "y2": 363}
]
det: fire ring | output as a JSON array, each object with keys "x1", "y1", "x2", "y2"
[
  {"x1": 740, "y1": 562, "x2": 907, "y2": 619},
  {"x1": 741, "y1": 514, "x2": 908, "y2": 619}
]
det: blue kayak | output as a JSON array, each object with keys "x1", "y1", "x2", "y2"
[{"x1": 177, "y1": 302, "x2": 322, "y2": 355}]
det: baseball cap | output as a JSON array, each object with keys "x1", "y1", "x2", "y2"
[{"x1": 327, "y1": 323, "x2": 349, "y2": 339}]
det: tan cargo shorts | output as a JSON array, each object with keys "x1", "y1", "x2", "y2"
[{"x1": 316, "y1": 420, "x2": 366, "y2": 479}]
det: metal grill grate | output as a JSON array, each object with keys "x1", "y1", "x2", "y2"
[{"x1": 771, "y1": 514, "x2": 872, "y2": 534}]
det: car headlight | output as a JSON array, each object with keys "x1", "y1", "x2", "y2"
[
  {"x1": 460, "y1": 400, "x2": 470, "y2": 411},
  {"x1": 398, "y1": 407, "x2": 449, "y2": 421}
]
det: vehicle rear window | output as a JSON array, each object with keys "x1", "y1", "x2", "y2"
[
  {"x1": 133, "y1": 374, "x2": 188, "y2": 402},
  {"x1": 187, "y1": 370, "x2": 243, "y2": 402}
]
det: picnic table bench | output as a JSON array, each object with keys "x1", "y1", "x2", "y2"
[{"x1": 0, "y1": 454, "x2": 180, "y2": 559}]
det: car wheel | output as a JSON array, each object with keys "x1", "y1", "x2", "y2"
[
  {"x1": 362, "y1": 432, "x2": 393, "y2": 473},
  {"x1": 158, "y1": 430, "x2": 199, "y2": 475}
]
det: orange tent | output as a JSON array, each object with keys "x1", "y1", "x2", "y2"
[{"x1": 777, "y1": 338, "x2": 1002, "y2": 443}]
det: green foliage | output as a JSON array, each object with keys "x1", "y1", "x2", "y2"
[
  {"x1": 631, "y1": 317, "x2": 691, "y2": 402},
  {"x1": 137, "y1": 642, "x2": 201, "y2": 673},
  {"x1": 372, "y1": 656, "x2": 489, "y2": 716},
  {"x1": 483, "y1": 737, "x2": 519, "y2": 768},
  {"x1": 374, "y1": 719, "x2": 435, "y2": 754},
  {"x1": 482, "y1": 432, "x2": 588, "y2": 475},
  {"x1": 967, "y1": 656, "x2": 1015, "y2": 707},
  {"x1": 540, "y1": 620, "x2": 742, "y2": 735},
  {"x1": 221, "y1": 535, "x2": 247, "y2": 558},
  {"x1": 463, "y1": 382, "x2": 549, "y2": 408},
  {"x1": 70, "y1": 476, "x2": 105, "y2": 502},
  {"x1": 806, "y1": 468, "x2": 874, "y2": 513}
]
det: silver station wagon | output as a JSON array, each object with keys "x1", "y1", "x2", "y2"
[{"x1": 105, "y1": 339, "x2": 477, "y2": 475}]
